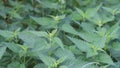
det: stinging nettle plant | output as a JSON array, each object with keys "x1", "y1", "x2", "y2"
[{"x1": 0, "y1": 0, "x2": 120, "y2": 68}]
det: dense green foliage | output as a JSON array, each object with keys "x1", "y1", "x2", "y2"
[{"x1": 0, "y1": 0, "x2": 120, "y2": 68}]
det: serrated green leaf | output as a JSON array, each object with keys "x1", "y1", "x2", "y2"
[
  {"x1": 5, "y1": 43, "x2": 27, "y2": 57},
  {"x1": 111, "y1": 42, "x2": 120, "y2": 51},
  {"x1": 18, "y1": 31, "x2": 37, "y2": 48},
  {"x1": 95, "y1": 53, "x2": 114, "y2": 65},
  {"x1": 67, "y1": 36, "x2": 90, "y2": 52},
  {"x1": 78, "y1": 31, "x2": 99, "y2": 42},
  {"x1": 62, "y1": 23, "x2": 78, "y2": 35},
  {"x1": 106, "y1": 22, "x2": 119, "y2": 36},
  {"x1": 54, "y1": 37, "x2": 64, "y2": 49},
  {"x1": 76, "y1": 8, "x2": 85, "y2": 17},
  {"x1": 29, "y1": 31, "x2": 48, "y2": 37},
  {"x1": 0, "y1": 30, "x2": 14, "y2": 39},
  {"x1": 36, "y1": 0, "x2": 60, "y2": 9},
  {"x1": 70, "y1": 11, "x2": 83, "y2": 20},
  {"x1": 93, "y1": 37, "x2": 106, "y2": 48},
  {"x1": 80, "y1": 22, "x2": 95, "y2": 33},
  {"x1": 39, "y1": 54, "x2": 56, "y2": 67},
  {"x1": 54, "y1": 48, "x2": 75, "y2": 60},
  {"x1": 0, "y1": 46, "x2": 7, "y2": 59},
  {"x1": 7, "y1": 61, "x2": 25, "y2": 68},
  {"x1": 86, "y1": 48, "x2": 98, "y2": 58},
  {"x1": 31, "y1": 16, "x2": 56, "y2": 25}
]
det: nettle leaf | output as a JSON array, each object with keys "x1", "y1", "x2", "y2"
[
  {"x1": 0, "y1": 52, "x2": 10, "y2": 67},
  {"x1": 109, "y1": 49, "x2": 120, "y2": 60},
  {"x1": 50, "y1": 15, "x2": 65, "y2": 21},
  {"x1": 86, "y1": 9, "x2": 112, "y2": 26},
  {"x1": 54, "y1": 37, "x2": 64, "y2": 50},
  {"x1": 8, "y1": 11, "x2": 23, "y2": 19},
  {"x1": 102, "y1": 7, "x2": 113, "y2": 13},
  {"x1": 76, "y1": 8, "x2": 85, "y2": 18},
  {"x1": 19, "y1": 31, "x2": 49, "y2": 57},
  {"x1": 112, "y1": 61, "x2": 120, "y2": 68},
  {"x1": 96, "y1": 27, "x2": 107, "y2": 36},
  {"x1": 0, "y1": 46, "x2": 7, "y2": 59},
  {"x1": 81, "y1": 62, "x2": 99, "y2": 68},
  {"x1": 31, "y1": 16, "x2": 57, "y2": 28},
  {"x1": 78, "y1": 31, "x2": 106, "y2": 49},
  {"x1": 0, "y1": 30, "x2": 14, "y2": 39},
  {"x1": 105, "y1": 0, "x2": 120, "y2": 4},
  {"x1": 95, "y1": 53, "x2": 114, "y2": 65},
  {"x1": 86, "y1": 48, "x2": 98, "y2": 58},
  {"x1": 102, "y1": 7, "x2": 120, "y2": 15},
  {"x1": 67, "y1": 58, "x2": 99, "y2": 68},
  {"x1": 9, "y1": 0, "x2": 24, "y2": 8},
  {"x1": 106, "y1": 22, "x2": 120, "y2": 37},
  {"x1": 0, "y1": 5, "x2": 8, "y2": 18},
  {"x1": 85, "y1": 3, "x2": 102, "y2": 16},
  {"x1": 39, "y1": 54, "x2": 56, "y2": 67},
  {"x1": 67, "y1": 36, "x2": 90, "y2": 52},
  {"x1": 80, "y1": 22, "x2": 95, "y2": 33},
  {"x1": 87, "y1": 12, "x2": 102, "y2": 26},
  {"x1": 62, "y1": 23, "x2": 78, "y2": 35},
  {"x1": 19, "y1": 31, "x2": 48, "y2": 49},
  {"x1": 30, "y1": 38, "x2": 48, "y2": 52},
  {"x1": 31, "y1": 16, "x2": 55, "y2": 25},
  {"x1": 85, "y1": 8, "x2": 98, "y2": 19},
  {"x1": 78, "y1": 31, "x2": 99, "y2": 42},
  {"x1": 7, "y1": 61, "x2": 25, "y2": 68},
  {"x1": 93, "y1": 36, "x2": 106, "y2": 48},
  {"x1": 54, "y1": 48, "x2": 75, "y2": 60},
  {"x1": 0, "y1": 20, "x2": 7, "y2": 29},
  {"x1": 36, "y1": 0, "x2": 60, "y2": 9},
  {"x1": 102, "y1": 14, "x2": 114, "y2": 24},
  {"x1": 28, "y1": 31, "x2": 48, "y2": 37},
  {"x1": 85, "y1": 4, "x2": 101, "y2": 16},
  {"x1": 106, "y1": 22, "x2": 120, "y2": 42},
  {"x1": 5, "y1": 43, "x2": 27, "y2": 57},
  {"x1": 85, "y1": 4, "x2": 108, "y2": 26},
  {"x1": 70, "y1": 11, "x2": 83, "y2": 21},
  {"x1": 69, "y1": 45, "x2": 81, "y2": 55},
  {"x1": 18, "y1": 31, "x2": 38, "y2": 48},
  {"x1": 111, "y1": 42, "x2": 120, "y2": 51},
  {"x1": 68, "y1": 36, "x2": 105, "y2": 57},
  {"x1": 100, "y1": 10, "x2": 115, "y2": 24},
  {"x1": 11, "y1": 44, "x2": 25, "y2": 54}
]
